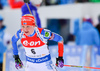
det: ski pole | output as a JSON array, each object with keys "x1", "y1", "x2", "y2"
[
  {"x1": 26, "y1": 3, "x2": 32, "y2": 15},
  {"x1": 23, "y1": 0, "x2": 32, "y2": 15},
  {"x1": 56, "y1": 64, "x2": 100, "y2": 69},
  {"x1": 64, "y1": 65, "x2": 100, "y2": 70}
]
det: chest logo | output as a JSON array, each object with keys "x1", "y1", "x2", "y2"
[{"x1": 23, "y1": 40, "x2": 40, "y2": 46}]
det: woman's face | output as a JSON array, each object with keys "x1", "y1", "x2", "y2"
[{"x1": 22, "y1": 25, "x2": 35, "y2": 36}]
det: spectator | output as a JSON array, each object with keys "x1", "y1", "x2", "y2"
[
  {"x1": 0, "y1": 15, "x2": 11, "y2": 71},
  {"x1": 75, "y1": 21, "x2": 100, "y2": 46},
  {"x1": 0, "y1": 0, "x2": 8, "y2": 7}
]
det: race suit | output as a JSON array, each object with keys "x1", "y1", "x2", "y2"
[{"x1": 12, "y1": 28, "x2": 64, "y2": 71}]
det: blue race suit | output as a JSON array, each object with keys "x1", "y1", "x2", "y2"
[{"x1": 12, "y1": 28, "x2": 63, "y2": 71}]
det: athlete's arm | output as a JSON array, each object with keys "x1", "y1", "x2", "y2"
[
  {"x1": 41, "y1": 29, "x2": 64, "y2": 57},
  {"x1": 49, "y1": 33, "x2": 64, "y2": 57},
  {"x1": 12, "y1": 29, "x2": 23, "y2": 69},
  {"x1": 11, "y1": 29, "x2": 21, "y2": 55}
]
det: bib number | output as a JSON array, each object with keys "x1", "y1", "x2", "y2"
[{"x1": 31, "y1": 49, "x2": 36, "y2": 54}]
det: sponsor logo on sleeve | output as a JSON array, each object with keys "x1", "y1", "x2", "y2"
[{"x1": 45, "y1": 32, "x2": 50, "y2": 37}]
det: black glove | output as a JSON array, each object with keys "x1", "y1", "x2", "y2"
[
  {"x1": 56, "y1": 57, "x2": 64, "y2": 68},
  {"x1": 24, "y1": 0, "x2": 30, "y2": 3},
  {"x1": 13, "y1": 55, "x2": 23, "y2": 69}
]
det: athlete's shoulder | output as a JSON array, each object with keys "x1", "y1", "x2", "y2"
[
  {"x1": 12, "y1": 29, "x2": 21, "y2": 42},
  {"x1": 14, "y1": 29, "x2": 22, "y2": 38}
]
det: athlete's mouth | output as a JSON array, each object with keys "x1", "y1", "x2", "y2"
[{"x1": 25, "y1": 31, "x2": 29, "y2": 33}]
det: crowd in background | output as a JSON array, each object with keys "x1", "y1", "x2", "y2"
[
  {"x1": 46, "y1": 15, "x2": 100, "y2": 46},
  {"x1": 0, "y1": 0, "x2": 100, "y2": 9},
  {"x1": 0, "y1": 15, "x2": 11, "y2": 71},
  {"x1": 73, "y1": 15, "x2": 100, "y2": 46}
]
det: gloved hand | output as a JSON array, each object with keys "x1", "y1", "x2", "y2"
[
  {"x1": 56, "y1": 57, "x2": 64, "y2": 68},
  {"x1": 13, "y1": 55, "x2": 23, "y2": 69},
  {"x1": 24, "y1": 0, "x2": 30, "y2": 3}
]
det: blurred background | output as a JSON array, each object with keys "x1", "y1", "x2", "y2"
[{"x1": 0, "y1": 0, "x2": 100, "y2": 71}]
